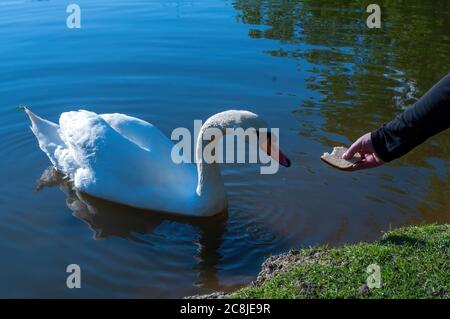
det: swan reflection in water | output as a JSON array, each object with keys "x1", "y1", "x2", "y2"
[{"x1": 35, "y1": 166, "x2": 227, "y2": 290}]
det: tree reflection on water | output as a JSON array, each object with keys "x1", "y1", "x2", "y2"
[
  {"x1": 233, "y1": 0, "x2": 450, "y2": 167},
  {"x1": 233, "y1": 0, "x2": 450, "y2": 222}
]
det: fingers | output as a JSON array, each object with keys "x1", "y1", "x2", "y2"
[
  {"x1": 343, "y1": 137, "x2": 362, "y2": 159},
  {"x1": 343, "y1": 132, "x2": 374, "y2": 160},
  {"x1": 372, "y1": 151, "x2": 385, "y2": 165},
  {"x1": 348, "y1": 154, "x2": 384, "y2": 171},
  {"x1": 348, "y1": 159, "x2": 373, "y2": 171}
]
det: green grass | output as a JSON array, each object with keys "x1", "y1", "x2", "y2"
[{"x1": 231, "y1": 224, "x2": 449, "y2": 299}]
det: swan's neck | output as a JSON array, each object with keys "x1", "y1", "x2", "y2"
[{"x1": 195, "y1": 121, "x2": 226, "y2": 205}]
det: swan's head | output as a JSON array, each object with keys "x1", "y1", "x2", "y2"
[{"x1": 206, "y1": 110, "x2": 291, "y2": 168}]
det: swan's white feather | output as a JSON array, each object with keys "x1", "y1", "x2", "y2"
[
  {"x1": 27, "y1": 108, "x2": 199, "y2": 215},
  {"x1": 25, "y1": 109, "x2": 76, "y2": 173}
]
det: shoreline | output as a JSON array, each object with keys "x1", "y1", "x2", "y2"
[{"x1": 188, "y1": 224, "x2": 449, "y2": 299}]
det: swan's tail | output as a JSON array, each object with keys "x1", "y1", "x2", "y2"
[{"x1": 23, "y1": 107, "x2": 65, "y2": 168}]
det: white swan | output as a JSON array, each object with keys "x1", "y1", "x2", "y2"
[{"x1": 25, "y1": 108, "x2": 290, "y2": 216}]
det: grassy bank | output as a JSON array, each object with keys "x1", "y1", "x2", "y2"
[{"x1": 230, "y1": 224, "x2": 449, "y2": 299}]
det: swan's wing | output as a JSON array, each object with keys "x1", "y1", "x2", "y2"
[
  {"x1": 58, "y1": 110, "x2": 197, "y2": 210},
  {"x1": 58, "y1": 110, "x2": 144, "y2": 190},
  {"x1": 25, "y1": 108, "x2": 76, "y2": 173},
  {"x1": 99, "y1": 113, "x2": 169, "y2": 152},
  {"x1": 99, "y1": 112, "x2": 198, "y2": 197}
]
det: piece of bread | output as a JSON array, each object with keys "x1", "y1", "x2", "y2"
[{"x1": 321, "y1": 146, "x2": 361, "y2": 170}]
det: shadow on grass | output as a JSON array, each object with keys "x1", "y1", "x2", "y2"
[{"x1": 380, "y1": 235, "x2": 427, "y2": 247}]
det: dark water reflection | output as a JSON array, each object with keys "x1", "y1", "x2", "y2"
[
  {"x1": 0, "y1": 0, "x2": 448, "y2": 298},
  {"x1": 36, "y1": 167, "x2": 227, "y2": 290}
]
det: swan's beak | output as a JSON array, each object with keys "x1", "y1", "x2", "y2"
[
  {"x1": 278, "y1": 150, "x2": 291, "y2": 167},
  {"x1": 260, "y1": 138, "x2": 291, "y2": 168}
]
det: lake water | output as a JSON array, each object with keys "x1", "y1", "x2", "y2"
[{"x1": 0, "y1": 0, "x2": 448, "y2": 298}]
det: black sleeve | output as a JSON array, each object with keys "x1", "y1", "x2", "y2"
[{"x1": 371, "y1": 72, "x2": 450, "y2": 162}]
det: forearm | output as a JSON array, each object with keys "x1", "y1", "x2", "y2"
[{"x1": 371, "y1": 72, "x2": 450, "y2": 162}]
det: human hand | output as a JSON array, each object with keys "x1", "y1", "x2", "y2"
[{"x1": 343, "y1": 133, "x2": 385, "y2": 171}]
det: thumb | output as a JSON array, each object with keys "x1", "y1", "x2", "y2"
[{"x1": 343, "y1": 138, "x2": 361, "y2": 159}]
